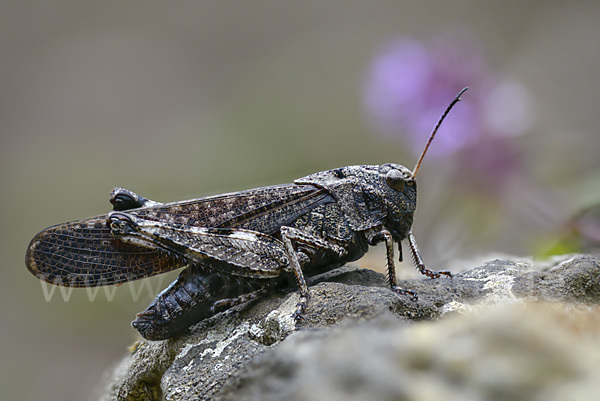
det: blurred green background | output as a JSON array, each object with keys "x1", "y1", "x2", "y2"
[{"x1": 2, "y1": 1, "x2": 599, "y2": 400}]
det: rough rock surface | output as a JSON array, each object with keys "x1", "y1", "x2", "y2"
[{"x1": 97, "y1": 254, "x2": 600, "y2": 401}]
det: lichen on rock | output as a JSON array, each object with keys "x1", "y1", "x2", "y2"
[{"x1": 96, "y1": 254, "x2": 600, "y2": 401}]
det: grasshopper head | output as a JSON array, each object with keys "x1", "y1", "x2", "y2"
[{"x1": 378, "y1": 163, "x2": 417, "y2": 241}]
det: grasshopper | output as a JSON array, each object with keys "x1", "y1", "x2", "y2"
[{"x1": 25, "y1": 88, "x2": 467, "y2": 340}]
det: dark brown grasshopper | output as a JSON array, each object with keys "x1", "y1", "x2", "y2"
[{"x1": 25, "y1": 88, "x2": 467, "y2": 340}]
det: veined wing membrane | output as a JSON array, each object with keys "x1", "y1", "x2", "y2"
[{"x1": 25, "y1": 215, "x2": 185, "y2": 287}]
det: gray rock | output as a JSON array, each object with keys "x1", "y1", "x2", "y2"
[{"x1": 97, "y1": 254, "x2": 600, "y2": 401}]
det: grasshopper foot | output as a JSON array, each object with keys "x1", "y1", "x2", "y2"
[
  {"x1": 419, "y1": 267, "x2": 453, "y2": 279},
  {"x1": 391, "y1": 285, "x2": 418, "y2": 301},
  {"x1": 293, "y1": 294, "x2": 309, "y2": 321}
]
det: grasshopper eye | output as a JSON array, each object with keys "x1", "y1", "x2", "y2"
[{"x1": 385, "y1": 169, "x2": 405, "y2": 192}]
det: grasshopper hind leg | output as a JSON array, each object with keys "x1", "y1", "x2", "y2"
[{"x1": 209, "y1": 287, "x2": 269, "y2": 312}]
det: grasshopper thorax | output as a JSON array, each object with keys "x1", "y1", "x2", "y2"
[{"x1": 295, "y1": 163, "x2": 417, "y2": 241}]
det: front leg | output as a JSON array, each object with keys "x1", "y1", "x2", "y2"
[
  {"x1": 371, "y1": 228, "x2": 452, "y2": 302},
  {"x1": 407, "y1": 231, "x2": 452, "y2": 279},
  {"x1": 280, "y1": 226, "x2": 346, "y2": 320},
  {"x1": 381, "y1": 231, "x2": 418, "y2": 301}
]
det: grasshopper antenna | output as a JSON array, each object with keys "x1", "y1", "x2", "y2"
[{"x1": 411, "y1": 87, "x2": 469, "y2": 179}]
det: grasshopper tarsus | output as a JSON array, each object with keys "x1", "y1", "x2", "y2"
[
  {"x1": 391, "y1": 286, "x2": 419, "y2": 302},
  {"x1": 293, "y1": 289, "x2": 310, "y2": 322},
  {"x1": 293, "y1": 305, "x2": 307, "y2": 322},
  {"x1": 419, "y1": 268, "x2": 453, "y2": 279},
  {"x1": 438, "y1": 270, "x2": 453, "y2": 279},
  {"x1": 293, "y1": 313, "x2": 305, "y2": 322}
]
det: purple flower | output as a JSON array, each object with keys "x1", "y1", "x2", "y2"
[{"x1": 364, "y1": 33, "x2": 534, "y2": 169}]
